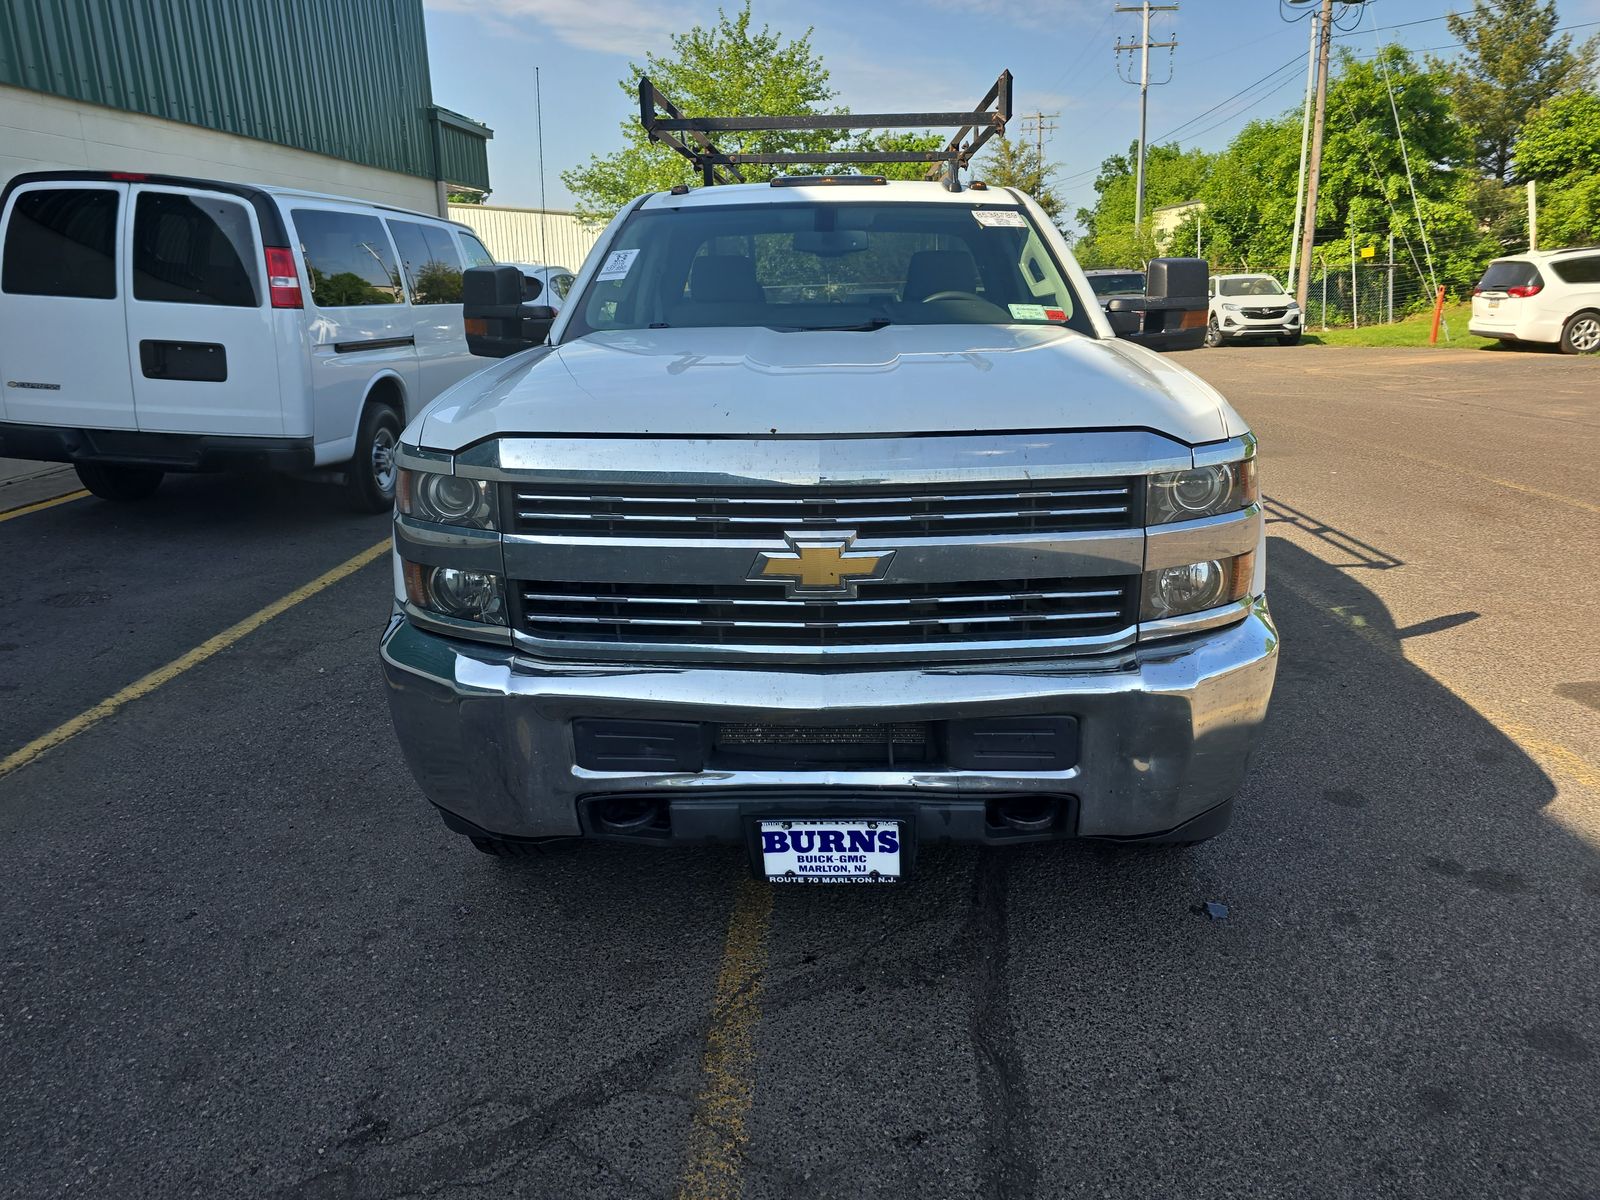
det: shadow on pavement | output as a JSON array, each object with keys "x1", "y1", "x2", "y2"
[{"x1": 979, "y1": 536, "x2": 1600, "y2": 1197}]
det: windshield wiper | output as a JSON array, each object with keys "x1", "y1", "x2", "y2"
[{"x1": 785, "y1": 317, "x2": 895, "y2": 332}]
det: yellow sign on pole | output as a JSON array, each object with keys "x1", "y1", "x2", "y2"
[{"x1": 1360, "y1": 245, "x2": 1377, "y2": 259}]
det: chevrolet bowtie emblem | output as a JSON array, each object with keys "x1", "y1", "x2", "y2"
[{"x1": 750, "y1": 531, "x2": 895, "y2": 598}]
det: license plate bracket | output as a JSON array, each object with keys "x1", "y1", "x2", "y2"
[{"x1": 752, "y1": 818, "x2": 905, "y2": 885}]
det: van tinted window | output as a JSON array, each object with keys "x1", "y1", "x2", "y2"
[
  {"x1": 458, "y1": 232, "x2": 494, "y2": 267},
  {"x1": 133, "y1": 192, "x2": 259, "y2": 306},
  {"x1": 293, "y1": 209, "x2": 403, "y2": 307},
  {"x1": 552, "y1": 273, "x2": 575, "y2": 300},
  {"x1": 388, "y1": 220, "x2": 464, "y2": 304},
  {"x1": 2, "y1": 189, "x2": 118, "y2": 299},
  {"x1": 1550, "y1": 256, "x2": 1600, "y2": 285},
  {"x1": 1476, "y1": 260, "x2": 1542, "y2": 291}
]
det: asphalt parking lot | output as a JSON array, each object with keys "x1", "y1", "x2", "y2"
[{"x1": 2, "y1": 344, "x2": 1598, "y2": 1199}]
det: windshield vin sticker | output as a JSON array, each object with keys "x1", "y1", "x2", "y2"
[
  {"x1": 1008, "y1": 303, "x2": 1048, "y2": 320},
  {"x1": 596, "y1": 248, "x2": 641, "y2": 280},
  {"x1": 973, "y1": 210, "x2": 1026, "y2": 227}
]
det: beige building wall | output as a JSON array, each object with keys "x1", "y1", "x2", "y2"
[
  {"x1": 0, "y1": 85, "x2": 443, "y2": 215},
  {"x1": 449, "y1": 204, "x2": 603, "y2": 271}
]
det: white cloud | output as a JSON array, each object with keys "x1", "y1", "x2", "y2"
[{"x1": 424, "y1": 0, "x2": 692, "y2": 56}]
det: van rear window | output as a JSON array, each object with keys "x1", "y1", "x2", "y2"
[
  {"x1": 1, "y1": 189, "x2": 118, "y2": 299},
  {"x1": 133, "y1": 192, "x2": 259, "y2": 307},
  {"x1": 1476, "y1": 260, "x2": 1542, "y2": 291},
  {"x1": 292, "y1": 209, "x2": 403, "y2": 307}
]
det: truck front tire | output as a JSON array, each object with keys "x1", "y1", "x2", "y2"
[
  {"x1": 346, "y1": 403, "x2": 402, "y2": 512},
  {"x1": 74, "y1": 462, "x2": 164, "y2": 501}
]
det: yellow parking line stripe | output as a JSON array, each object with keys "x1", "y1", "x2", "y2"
[
  {"x1": 0, "y1": 489, "x2": 90, "y2": 522},
  {"x1": 0, "y1": 539, "x2": 389, "y2": 781},
  {"x1": 678, "y1": 875, "x2": 773, "y2": 1200}
]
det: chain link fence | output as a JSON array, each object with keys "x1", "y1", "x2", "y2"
[{"x1": 1210, "y1": 232, "x2": 1510, "y2": 332}]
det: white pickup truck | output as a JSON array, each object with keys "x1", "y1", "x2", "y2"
[{"x1": 378, "y1": 170, "x2": 1279, "y2": 882}]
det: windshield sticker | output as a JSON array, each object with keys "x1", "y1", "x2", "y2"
[
  {"x1": 1008, "y1": 303, "x2": 1048, "y2": 320},
  {"x1": 973, "y1": 210, "x2": 1026, "y2": 228},
  {"x1": 596, "y1": 248, "x2": 641, "y2": 281}
]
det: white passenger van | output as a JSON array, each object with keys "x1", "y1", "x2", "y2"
[{"x1": 0, "y1": 171, "x2": 500, "y2": 509}]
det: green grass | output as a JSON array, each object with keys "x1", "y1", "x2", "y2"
[{"x1": 1302, "y1": 302, "x2": 1498, "y2": 349}]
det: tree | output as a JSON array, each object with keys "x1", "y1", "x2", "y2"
[
  {"x1": 1071, "y1": 140, "x2": 1214, "y2": 266},
  {"x1": 842, "y1": 131, "x2": 949, "y2": 182},
  {"x1": 979, "y1": 136, "x2": 1066, "y2": 224},
  {"x1": 561, "y1": 4, "x2": 837, "y2": 223},
  {"x1": 1515, "y1": 90, "x2": 1600, "y2": 245},
  {"x1": 1431, "y1": 0, "x2": 1599, "y2": 181},
  {"x1": 446, "y1": 189, "x2": 488, "y2": 205}
]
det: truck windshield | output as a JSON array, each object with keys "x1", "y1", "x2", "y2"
[
  {"x1": 1088, "y1": 273, "x2": 1145, "y2": 297},
  {"x1": 1218, "y1": 277, "x2": 1286, "y2": 297},
  {"x1": 564, "y1": 201, "x2": 1092, "y2": 337}
]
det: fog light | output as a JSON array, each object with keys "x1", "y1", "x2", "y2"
[
  {"x1": 1141, "y1": 552, "x2": 1255, "y2": 620},
  {"x1": 403, "y1": 561, "x2": 507, "y2": 625}
]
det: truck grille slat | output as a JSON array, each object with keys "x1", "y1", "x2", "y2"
[
  {"x1": 508, "y1": 478, "x2": 1138, "y2": 539},
  {"x1": 515, "y1": 577, "x2": 1135, "y2": 649}
]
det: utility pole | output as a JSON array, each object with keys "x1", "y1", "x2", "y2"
[
  {"x1": 1286, "y1": 7, "x2": 1318, "y2": 296},
  {"x1": 1017, "y1": 110, "x2": 1059, "y2": 179},
  {"x1": 1294, "y1": 0, "x2": 1334, "y2": 312},
  {"x1": 1116, "y1": 2, "x2": 1179, "y2": 233}
]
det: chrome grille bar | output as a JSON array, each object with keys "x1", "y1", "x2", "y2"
[
  {"x1": 507, "y1": 477, "x2": 1139, "y2": 540},
  {"x1": 514, "y1": 576, "x2": 1136, "y2": 650}
]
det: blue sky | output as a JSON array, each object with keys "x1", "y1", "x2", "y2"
[{"x1": 422, "y1": 0, "x2": 1600, "y2": 231}]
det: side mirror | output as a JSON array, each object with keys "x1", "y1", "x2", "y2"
[
  {"x1": 1102, "y1": 300, "x2": 1143, "y2": 336},
  {"x1": 464, "y1": 265, "x2": 557, "y2": 357},
  {"x1": 1142, "y1": 258, "x2": 1208, "y2": 312}
]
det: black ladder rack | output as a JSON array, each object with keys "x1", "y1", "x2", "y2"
[{"x1": 637, "y1": 71, "x2": 1013, "y2": 190}]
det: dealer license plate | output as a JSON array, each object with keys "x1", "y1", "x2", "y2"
[{"x1": 757, "y1": 819, "x2": 901, "y2": 884}]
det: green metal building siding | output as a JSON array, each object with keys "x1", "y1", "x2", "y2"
[{"x1": 0, "y1": 0, "x2": 491, "y2": 189}]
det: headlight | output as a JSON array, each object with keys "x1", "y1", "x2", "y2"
[
  {"x1": 396, "y1": 467, "x2": 498, "y2": 530},
  {"x1": 1284, "y1": 301, "x2": 1299, "y2": 310},
  {"x1": 403, "y1": 562, "x2": 507, "y2": 625},
  {"x1": 1141, "y1": 551, "x2": 1255, "y2": 619},
  {"x1": 1145, "y1": 458, "x2": 1257, "y2": 525},
  {"x1": 1221, "y1": 303, "x2": 1241, "y2": 311}
]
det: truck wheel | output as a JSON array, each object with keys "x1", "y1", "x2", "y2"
[
  {"x1": 1559, "y1": 311, "x2": 1600, "y2": 355},
  {"x1": 74, "y1": 462, "x2": 163, "y2": 501},
  {"x1": 345, "y1": 402, "x2": 402, "y2": 512},
  {"x1": 1204, "y1": 317, "x2": 1223, "y2": 348}
]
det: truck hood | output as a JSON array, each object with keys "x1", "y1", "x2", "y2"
[{"x1": 417, "y1": 325, "x2": 1236, "y2": 450}]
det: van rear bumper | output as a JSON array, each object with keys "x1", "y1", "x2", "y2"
[{"x1": 0, "y1": 422, "x2": 314, "y2": 473}]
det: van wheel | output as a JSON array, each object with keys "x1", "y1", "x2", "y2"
[
  {"x1": 74, "y1": 462, "x2": 163, "y2": 501},
  {"x1": 345, "y1": 403, "x2": 402, "y2": 512},
  {"x1": 1559, "y1": 311, "x2": 1600, "y2": 355}
]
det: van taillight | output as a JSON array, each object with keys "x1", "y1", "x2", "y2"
[
  {"x1": 264, "y1": 246, "x2": 303, "y2": 308},
  {"x1": 1506, "y1": 284, "x2": 1542, "y2": 298}
]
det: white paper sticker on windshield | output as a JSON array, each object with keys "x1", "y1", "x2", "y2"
[
  {"x1": 973, "y1": 210, "x2": 1026, "y2": 227},
  {"x1": 1008, "y1": 303, "x2": 1048, "y2": 320},
  {"x1": 596, "y1": 248, "x2": 641, "y2": 281}
]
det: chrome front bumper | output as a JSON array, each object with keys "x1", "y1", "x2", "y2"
[{"x1": 380, "y1": 597, "x2": 1279, "y2": 841}]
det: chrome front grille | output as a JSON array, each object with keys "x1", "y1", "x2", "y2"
[
  {"x1": 514, "y1": 576, "x2": 1135, "y2": 650},
  {"x1": 507, "y1": 478, "x2": 1138, "y2": 539},
  {"x1": 1240, "y1": 307, "x2": 1287, "y2": 319}
]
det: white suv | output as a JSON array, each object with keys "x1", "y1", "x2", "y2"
[
  {"x1": 1206, "y1": 274, "x2": 1302, "y2": 347},
  {"x1": 1469, "y1": 248, "x2": 1600, "y2": 354}
]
